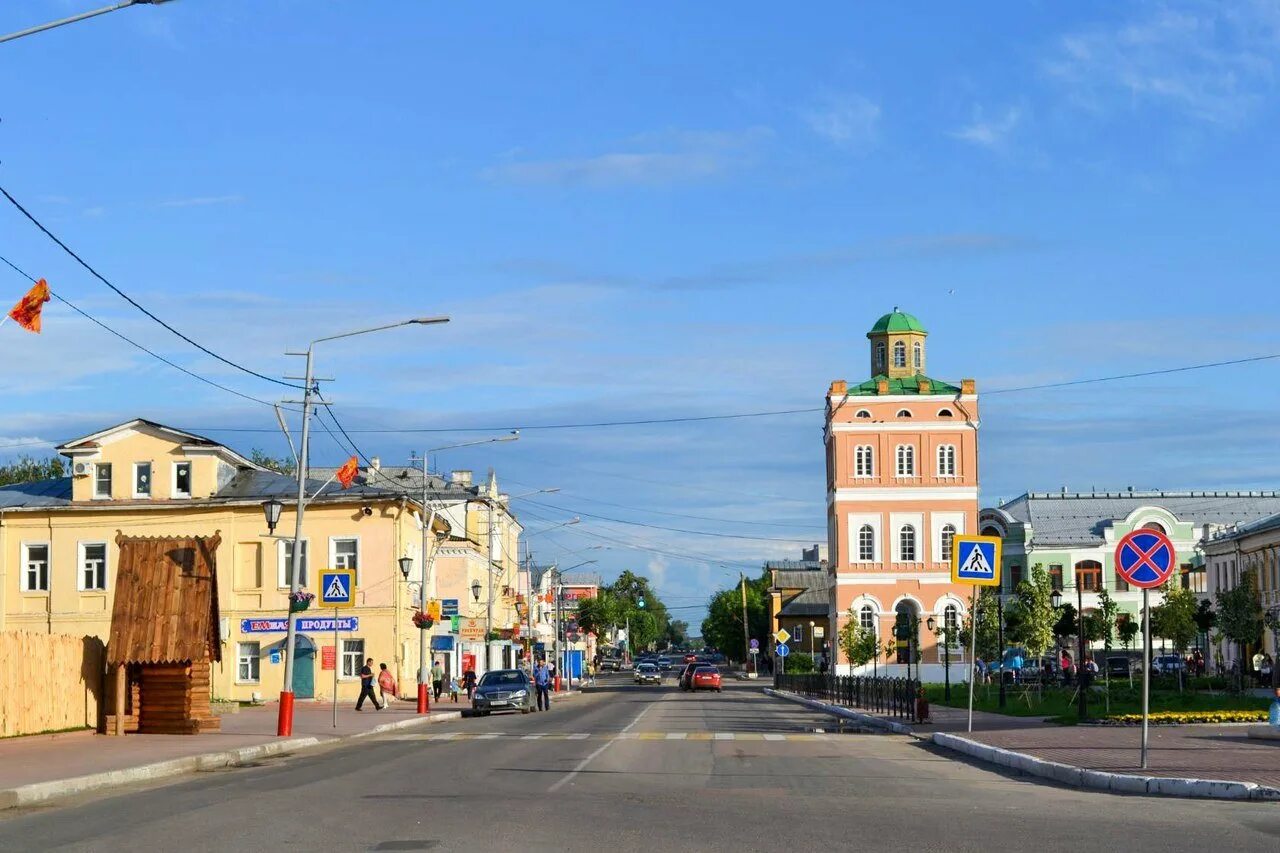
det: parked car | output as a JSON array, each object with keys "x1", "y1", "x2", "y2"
[
  {"x1": 1106, "y1": 656, "x2": 1132, "y2": 678},
  {"x1": 1152, "y1": 654, "x2": 1185, "y2": 676},
  {"x1": 471, "y1": 669, "x2": 535, "y2": 716},
  {"x1": 679, "y1": 662, "x2": 700, "y2": 690},
  {"x1": 634, "y1": 662, "x2": 662, "y2": 685},
  {"x1": 690, "y1": 666, "x2": 722, "y2": 692}
]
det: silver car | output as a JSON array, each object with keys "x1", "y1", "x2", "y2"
[
  {"x1": 471, "y1": 669, "x2": 536, "y2": 715},
  {"x1": 634, "y1": 662, "x2": 661, "y2": 685}
]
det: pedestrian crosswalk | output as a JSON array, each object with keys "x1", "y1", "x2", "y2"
[{"x1": 380, "y1": 731, "x2": 836, "y2": 743}]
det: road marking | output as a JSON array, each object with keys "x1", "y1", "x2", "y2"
[
  {"x1": 637, "y1": 732, "x2": 665, "y2": 740},
  {"x1": 567, "y1": 733, "x2": 591, "y2": 740},
  {"x1": 714, "y1": 732, "x2": 734, "y2": 741},
  {"x1": 521, "y1": 734, "x2": 543, "y2": 740},
  {"x1": 762, "y1": 733, "x2": 785, "y2": 741},
  {"x1": 548, "y1": 692, "x2": 659, "y2": 792},
  {"x1": 384, "y1": 730, "x2": 830, "y2": 743},
  {"x1": 665, "y1": 732, "x2": 687, "y2": 740},
  {"x1": 477, "y1": 733, "x2": 501, "y2": 740}
]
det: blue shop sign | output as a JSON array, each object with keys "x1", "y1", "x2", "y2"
[
  {"x1": 240, "y1": 616, "x2": 359, "y2": 634},
  {"x1": 430, "y1": 636, "x2": 455, "y2": 651},
  {"x1": 440, "y1": 599, "x2": 460, "y2": 617}
]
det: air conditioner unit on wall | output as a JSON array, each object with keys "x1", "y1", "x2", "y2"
[{"x1": 73, "y1": 461, "x2": 91, "y2": 477}]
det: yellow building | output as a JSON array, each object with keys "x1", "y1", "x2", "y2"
[{"x1": 0, "y1": 419, "x2": 457, "y2": 703}]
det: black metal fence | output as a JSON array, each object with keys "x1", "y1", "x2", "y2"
[{"x1": 775, "y1": 673, "x2": 919, "y2": 720}]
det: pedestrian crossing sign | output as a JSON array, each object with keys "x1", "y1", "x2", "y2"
[
  {"x1": 319, "y1": 569, "x2": 356, "y2": 608},
  {"x1": 951, "y1": 536, "x2": 1001, "y2": 586}
]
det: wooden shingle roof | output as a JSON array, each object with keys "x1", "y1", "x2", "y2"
[{"x1": 107, "y1": 533, "x2": 222, "y2": 665}]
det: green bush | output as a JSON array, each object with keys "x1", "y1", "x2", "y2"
[{"x1": 783, "y1": 652, "x2": 817, "y2": 674}]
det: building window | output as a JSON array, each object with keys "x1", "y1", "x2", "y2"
[
  {"x1": 1076, "y1": 560, "x2": 1102, "y2": 592},
  {"x1": 913, "y1": 342, "x2": 922, "y2": 369},
  {"x1": 21, "y1": 543, "x2": 49, "y2": 592},
  {"x1": 875, "y1": 342, "x2": 886, "y2": 370},
  {"x1": 937, "y1": 408, "x2": 954, "y2": 418},
  {"x1": 132, "y1": 462, "x2": 152, "y2": 498},
  {"x1": 859, "y1": 605, "x2": 876, "y2": 635},
  {"x1": 279, "y1": 539, "x2": 309, "y2": 588},
  {"x1": 895, "y1": 445, "x2": 915, "y2": 476},
  {"x1": 237, "y1": 642, "x2": 261, "y2": 683},
  {"x1": 1048, "y1": 564, "x2": 1064, "y2": 591},
  {"x1": 172, "y1": 461, "x2": 192, "y2": 499},
  {"x1": 942, "y1": 603, "x2": 960, "y2": 652},
  {"x1": 1114, "y1": 569, "x2": 1130, "y2": 593},
  {"x1": 1140, "y1": 521, "x2": 1167, "y2": 534},
  {"x1": 892, "y1": 341, "x2": 906, "y2": 368},
  {"x1": 940, "y1": 524, "x2": 957, "y2": 563},
  {"x1": 854, "y1": 445, "x2": 875, "y2": 477},
  {"x1": 1009, "y1": 564, "x2": 1023, "y2": 591},
  {"x1": 93, "y1": 463, "x2": 112, "y2": 499},
  {"x1": 936, "y1": 444, "x2": 956, "y2": 476},
  {"x1": 331, "y1": 537, "x2": 359, "y2": 584},
  {"x1": 897, "y1": 409, "x2": 913, "y2": 418},
  {"x1": 791, "y1": 623, "x2": 804, "y2": 643},
  {"x1": 857, "y1": 524, "x2": 875, "y2": 561},
  {"x1": 855, "y1": 409, "x2": 872, "y2": 419},
  {"x1": 80, "y1": 542, "x2": 107, "y2": 591},
  {"x1": 899, "y1": 525, "x2": 917, "y2": 562},
  {"x1": 341, "y1": 639, "x2": 365, "y2": 679},
  {"x1": 1180, "y1": 564, "x2": 1206, "y2": 593}
]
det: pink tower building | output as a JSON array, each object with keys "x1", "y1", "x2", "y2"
[{"x1": 824, "y1": 309, "x2": 978, "y2": 679}]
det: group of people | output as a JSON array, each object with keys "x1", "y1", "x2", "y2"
[{"x1": 353, "y1": 657, "x2": 478, "y2": 711}]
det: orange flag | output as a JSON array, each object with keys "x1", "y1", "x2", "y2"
[
  {"x1": 8, "y1": 279, "x2": 50, "y2": 333},
  {"x1": 336, "y1": 455, "x2": 359, "y2": 489}
]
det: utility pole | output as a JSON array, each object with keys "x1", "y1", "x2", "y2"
[
  {"x1": 408, "y1": 452, "x2": 438, "y2": 715},
  {"x1": 740, "y1": 573, "x2": 751, "y2": 675},
  {"x1": 486, "y1": 487, "x2": 495, "y2": 676}
]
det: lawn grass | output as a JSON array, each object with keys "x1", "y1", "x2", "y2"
[{"x1": 923, "y1": 681, "x2": 1271, "y2": 725}]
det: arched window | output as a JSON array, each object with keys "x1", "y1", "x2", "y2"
[
  {"x1": 943, "y1": 603, "x2": 959, "y2": 635},
  {"x1": 899, "y1": 525, "x2": 917, "y2": 562},
  {"x1": 854, "y1": 445, "x2": 875, "y2": 477},
  {"x1": 937, "y1": 408, "x2": 954, "y2": 418},
  {"x1": 855, "y1": 409, "x2": 872, "y2": 419},
  {"x1": 875, "y1": 342, "x2": 886, "y2": 370},
  {"x1": 859, "y1": 604, "x2": 877, "y2": 635},
  {"x1": 894, "y1": 601, "x2": 918, "y2": 663},
  {"x1": 912, "y1": 341, "x2": 922, "y2": 369},
  {"x1": 1141, "y1": 521, "x2": 1167, "y2": 534},
  {"x1": 937, "y1": 444, "x2": 956, "y2": 476},
  {"x1": 897, "y1": 409, "x2": 913, "y2": 418},
  {"x1": 896, "y1": 445, "x2": 915, "y2": 476},
  {"x1": 892, "y1": 341, "x2": 906, "y2": 368},
  {"x1": 981, "y1": 526, "x2": 1002, "y2": 538},
  {"x1": 858, "y1": 524, "x2": 875, "y2": 561},
  {"x1": 940, "y1": 523, "x2": 957, "y2": 563},
  {"x1": 1076, "y1": 559, "x2": 1102, "y2": 592}
]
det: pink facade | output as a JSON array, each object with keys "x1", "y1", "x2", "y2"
[{"x1": 825, "y1": 311, "x2": 980, "y2": 678}]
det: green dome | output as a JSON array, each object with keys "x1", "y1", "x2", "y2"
[{"x1": 867, "y1": 307, "x2": 926, "y2": 337}]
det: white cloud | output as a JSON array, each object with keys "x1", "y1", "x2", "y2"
[
  {"x1": 482, "y1": 128, "x2": 770, "y2": 188},
  {"x1": 158, "y1": 195, "x2": 244, "y2": 209},
  {"x1": 1044, "y1": 4, "x2": 1280, "y2": 126},
  {"x1": 950, "y1": 106, "x2": 1022, "y2": 150},
  {"x1": 801, "y1": 93, "x2": 881, "y2": 149}
]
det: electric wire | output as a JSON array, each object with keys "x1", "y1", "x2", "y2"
[{"x1": 513, "y1": 495, "x2": 813, "y2": 543}]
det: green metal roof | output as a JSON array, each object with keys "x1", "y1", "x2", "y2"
[
  {"x1": 867, "y1": 308, "x2": 926, "y2": 337},
  {"x1": 845, "y1": 374, "x2": 962, "y2": 396}
]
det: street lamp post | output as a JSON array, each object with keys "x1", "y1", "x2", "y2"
[
  {"x1": 997, "y1": 595, "x2": 1007, "y2": 709},
  {"x1": 928, "y1": 615, "x2": 951, "y2": 701},
  {"x1": 274, "y1": 316, "x2": 448, "y2": 738},
  {"x1": 1051, "y1": 585, "x2": 1088, "y2": 721},
  {"x1": 808, "y1": 620, "x2": 816, "y2": 659},
  {"x1": 0, "y1": 0, "x2": 175, "y2": 44}
]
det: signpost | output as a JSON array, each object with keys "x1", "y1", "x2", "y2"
[
  {"x1": 773, "y1": 630, "x2": 791, "y2": 676},
  {"x1": 951, "y1": 535, "x2": 1002, "y2": 733},
  {"x1": 319, "y1": 569, "x2": 356, "y2": 729},
  {"x1": 776, "y1": 643, "x2": 790, "y2": 658},
  {"x1": 1115, "y1": 528, "x2": 1176, "y2": 769}
]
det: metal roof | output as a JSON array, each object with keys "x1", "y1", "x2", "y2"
[
  {"x1": 0, "y1": 477, "x2": 73, "y2": 508},
  {"x1": 996, "y1": 491, "x2": 1280, "y2": 546},
  {"x1": 770, "y1": 568, "x2": 832, "y2": 617}
]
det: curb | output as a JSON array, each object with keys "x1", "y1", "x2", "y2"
[
  {"x1": 0, "y1": 711, "x2": 461, "y2": 812},
  {"x1": 932, "y1": 732, "x2": 1280, "y2": 802},
  {"x1": 763, "y1": 688, "x2": 915, "y2": 735}
]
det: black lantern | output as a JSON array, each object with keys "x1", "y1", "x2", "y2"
[
  {"x1": 1050, "y1": 588, "x2": 1064, "y2": 609},
  {"x1": 262, "y1": 498, "x2": 284, "y2": 534},
  {"x1": 471, "y1": 579, "x2": 482, "y2": 602},
  {"x1": 398, "y1": 556, "x2": 413, "y2": 580}
]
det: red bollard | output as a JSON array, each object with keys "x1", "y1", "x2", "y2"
[
  {"x1": 277, "y1": 691, "x2": 294, "y2": 736},
  {"x1": 417, "y1": 682, "x2": 430, "y2": 714},
  {"x1": 554, "y1": 675, "x2": 562, "y2": 692}
]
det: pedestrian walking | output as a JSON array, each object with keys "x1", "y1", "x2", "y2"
[
  {"x1": 377, "y1": 662, "x2": 398, "y2": 706},
  {"x1": 463, "y1": 667, "x2": 477, "y2": 700},
  {"x1": 356, "y1": 657, "x2": 383, "y2": 711},
  {"x1": 431, "y1": 660, "x2": 445, "y2": 701},
  {"x1": 534, "y1": 659, "x2": 552, "y2": 711},
  {"x1": 1253, "y1": 651, "x2": 1266, "y2": 687}
]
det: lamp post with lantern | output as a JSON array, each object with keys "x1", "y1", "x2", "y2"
[{"x1": 1051, "y1": 584, "x2": 1088, "y2": 720}]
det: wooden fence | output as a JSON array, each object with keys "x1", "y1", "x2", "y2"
[{"x1": 0, "y1": 631, "x2": 105, "y2": 738}]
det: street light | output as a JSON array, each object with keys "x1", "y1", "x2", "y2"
[
  {"x1": 1050, "y1": 584, "x2": 1088, "y2": 720},
  {"x1": 262, "y1": 498, "x2": 283, "y2": 535},
  {"x1": 398, "y1": 556, "x2": 413, "y2": 581},
  {"x1": 1, "y1": 0, "x2": 176, "y2": 45},
  {"x1": 927, "y1": 615, "x2": 952, "y2": 701},
  {"x1": 471, "y1": 579, "x2": 482, "y2": 602},
  {"x1": 808, "y1": 620, "x2": 816, "y2": 659},
  {"x1": 274, "y1": 314, "x2": 449, "y2": 738}
]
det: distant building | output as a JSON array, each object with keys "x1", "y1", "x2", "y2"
[
  {"x1": 1201, "y1": 511, "x2": 1280, "y2": 673},
  {"x1": 766, "y1": 549, "x2": 831, "y2": 665},
  {"x1": 824, "y1": 309, "x2": 979, "y2": 679}
]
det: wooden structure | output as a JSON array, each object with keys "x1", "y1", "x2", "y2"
[
  {"x1": 0, "y1": 631, "x2": 105, "y2": 738},
  {"x1": 105, "y1": 533, "x2": 222, "y2": 735}
]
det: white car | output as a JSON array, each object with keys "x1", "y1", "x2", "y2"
[{"x1": 634, "y1": 663, "x2": 661, "y2": 685}]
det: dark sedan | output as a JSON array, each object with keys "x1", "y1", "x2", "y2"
[{"x1": 471, "y1": 669, "x2": 536, "y2": 715}]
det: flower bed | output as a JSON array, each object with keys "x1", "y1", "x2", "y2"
[{"x1": 1102, "y1": 710, "x2": 1268, "y2": 725}]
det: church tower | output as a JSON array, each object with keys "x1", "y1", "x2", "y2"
[{"x1": 824, "y1": 309, "x2": 979, "y2": 680}]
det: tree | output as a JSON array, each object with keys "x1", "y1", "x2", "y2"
[
  {"x1": 0, "y1": 454, "x2": 65, "y2": 486},
  {"x1": 958, "y1": 588, "x2": 1001, "y2": 663},
  {"x1": 575, "y1": 590, "x2": 622, "y2": 637},
  {"x1": 665, "y1": 619, "x2": 689, "y2": 648},
  {"x1": 783, "y1": 651, "x2": 816, "y2": 674},
  {"x1": 250, "y1": 448, "x2": 296, "y2": 477},
  {"x1": 1193, "y1": 599, "x2": 1216, "y2": 660},
  {"x1": 1009, "y1": 563, "x2": 1056, "y2": 660},
  {"x1": 1216, "y1": 569, "x2": 1263, "y2": 690},
  {"x1": 1117, "y1": 614, "x2": 1139, "y2": 652},
  {"x1": 1094, "y1": 587, "x2": 1118, "y2": 651},
  {"x1": 838, "y1": 609, "x2": 879, "y2": 670},
  {"x1": 699, "y1": 572, "x2": 769, "y2": 663},
  {"x1": 1053, "y1": 603, "x2": 1078, "y2": 647},
  {"x1": 1150, "y1": 582, "x2": 1198, "y2": 691}
]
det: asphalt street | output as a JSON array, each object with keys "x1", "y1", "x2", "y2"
[{"x1": 1, "y1": 676, "x2": 1277, "y2": 852}]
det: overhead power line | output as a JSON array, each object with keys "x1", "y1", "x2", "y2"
[
  {"x1": 513, "y1": 495, "x2": 813, "y2": 543},
  {"x1": 0, "y1": 184, "x2": 301, "y2": 391}
]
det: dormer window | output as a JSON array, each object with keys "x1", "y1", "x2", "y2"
[
  {"x1": 133, "y1": 462, "x2": 152, "y2": 498},
  {"x1": 93, "y1": 463, "x2": 112, "y2": 499},
  {"x1": 173, "y1": 462, "x2": 192, "y2": 499},
  {"x1": 897, "y1": 409, "x2": 912, "y2": 418},
  {"x1": 855, "y1": 409, "x2": 872, "y2": 419},
  {"x1": 937, "y1": 408, "x2": 954, "y2": 418}
]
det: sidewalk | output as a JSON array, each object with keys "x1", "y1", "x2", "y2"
[
  {"x1": 0, "y1": 698, "x2": 461, "y2": 809},
  {"x1": 767, "y1": 688, "x2": 1280, "y2": 801}
]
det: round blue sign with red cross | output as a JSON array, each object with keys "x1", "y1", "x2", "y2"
[{"x1": 1115, "y1": 529, "x2": 1176, "y2": 590}]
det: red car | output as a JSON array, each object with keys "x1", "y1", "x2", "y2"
[
  {"x1": 690, "y1": 666, "x2": 721, "y2": 693},
  {"x1": 683, "y1": 653, "x2": 698, "y2": 664}
]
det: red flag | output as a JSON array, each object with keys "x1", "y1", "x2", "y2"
[
  {"x1": 336, "y1": 455, "x2": 359, "y2": 489},
  {"x1": 8, "y1": 279, "x2": 50, "y2": 333}
]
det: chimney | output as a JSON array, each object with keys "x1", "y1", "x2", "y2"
[
  {"x1": 451, "y1": 470, "x2": 473, "y2": 487},
  {"x1": 830, "y1": 379, "x2": 847, "y2": 397},
  {"x1": 368, "y1": 456, "x2": 381, "y2": 472},
  {"x1": 961, "y1": 378, "x2": 976, "y2": 395},
  {"x1": 876, "y1": 378, "x2": 889, "y2": 395}
]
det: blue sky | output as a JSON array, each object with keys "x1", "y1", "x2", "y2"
[{"x1": 3, "y1": 1, "x2": 1280, "y2": 625}]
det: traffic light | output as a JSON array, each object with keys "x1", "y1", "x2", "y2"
[{"x1": 638, "y1": 597, "x2": 646, "y2": 609}]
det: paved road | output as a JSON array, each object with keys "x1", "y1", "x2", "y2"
[{"x1": 1, "y1": 681, "x2": 1276, "y2": 852}]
